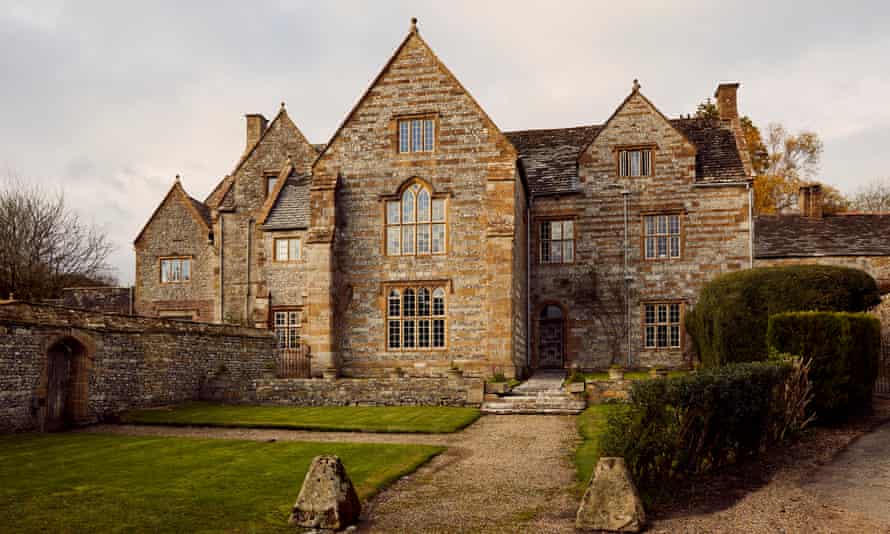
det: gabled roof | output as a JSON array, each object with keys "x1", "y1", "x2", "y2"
[
  {"x1": 670, "y1": 117, "x2": 747, "y2": 183},
  {"x1": 261, "y1": 175, "x2": 312, "y2": 230},
  {"x1": 576, "y1": 82, "x2": 694, "y2": 162},
  {"x1": 505, "y1": 125, "x2": 601, "y2": 196},
  {"x1": 134, "y1": 178, "x2": 212, "y2": 244},
  {"x1": 755, "y1": 214, "x2": 890, "y2": 258},
  {"x1": 313, "y1": 19, "x2": 515, "y2": 169}
]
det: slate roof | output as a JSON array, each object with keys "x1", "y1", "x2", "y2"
[
  {"x1": 261, "y1": 175, "x2": 311, "y2": 230},
  {"x1": 505, "y1": 126, "x2": 601, "y2": 196},
  {"x1": 755, "y1": 214, "x2": 890, "y2": 258},
  {"x1": 504, "y1": 118, "x2": 747, "y2": 197},
  {"x1": 187, "y1": 195, "x2": 212, "y2": 226}
]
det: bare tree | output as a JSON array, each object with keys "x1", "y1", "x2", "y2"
[
  {"x1": 0, "y1": 177, "x2": 115, "y2": 300},
  {"x1": 850, "y1": 178, "x2": 890, "y2": 213}
]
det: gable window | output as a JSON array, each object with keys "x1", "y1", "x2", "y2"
[
  {"x1": 274, "y1": 237, "x2": 301, "y2": 262},
  {"x1": 619, "y1": 149, "x2": 652, "y2": 177},
  {"x1": 387, "y1": 286, "x2": 446, "y2": 350},
  {"x1": 539, "y1": 220, "x2": 574, "y2": 264},
  {"x1": 386, "y1": 182, "x2": 446, "y2": 256},
  {"x1": 644, "y1": 302, "x2": 682, "y2": 349},
  {"x1": 398, "y1": 118, "x2": 436, "y2": 153},
  {"x1": 644, "y1": 214, "x2": 681, "y2": 259},
  {"x1": 160, "y1": 257, "x2": 191, "y2": 283},
  {"x1": 265, "y1": 173, "x2": 279, "y2": 197},
  {"x1": 273, "y1": 309, "x2": 301, "y2": 349}
]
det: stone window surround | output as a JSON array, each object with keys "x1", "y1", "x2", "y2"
[
  {"x1": 159, "y1": 256, "x2": 192, "y2": 284},
  {"x1": 641, "y1": 300, "x2": 685, "y2": 350},
  {"x1": 273, "y1": 236, "x2": 302, "y2": 263},
  {"x1": 612, "y1": 143, "x2": 658, "y2": 178},
  {"x1": 640, "y1": 208, "x2": 686, "y2": 261},
  {"x1": 264, "y1": 171, "x2": 279, "y2": 198},
  {"x1": 271, "y1": 306, "x2": 302, "y2": 349},
  {"x1": 381, "y1": 279, "x2": 452, "y2": 352},
  {"x1": 393, "y1": 112, "x2": 439, "y2": 155},
  {"x1": 535, "y1": 213, "x2": 578, "y2": 265},
  {"x1": 381, "y1": 178, "x2": 449, "y2": 257}
]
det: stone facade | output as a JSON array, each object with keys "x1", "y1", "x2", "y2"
[
  {"x1": 252, "y1": 375, "x2": 484, "y2": 407},
  {"x1": 134, "y1": 20, "x2": 772, "y2": 377},
  {"x1": 0, "y1": 301, "x2": 275, "y2": 432}
]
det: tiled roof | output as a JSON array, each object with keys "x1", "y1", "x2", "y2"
[
  {"x1": 755, "y1": 214, "x2": 890, "y2": 258},
  {"x1": 261, "y1": 175, "x2": 311, "y2": 230},
  {"x1": 670, "y1": 118, "x2": 747, "y2": 183},
  {"x1": 505, "y1": 118, "x2": 747, "y2": 196},
  {"x1": 187, "y1": 195, "x2": 212, "y2": 226},
  {"x1": 505, "y1": 125, "x2": 601, "y2": 196}
]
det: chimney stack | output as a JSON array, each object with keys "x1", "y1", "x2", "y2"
[
  {"x1": 799, "y1": 184, "x2": 823, "y2": 218},
  {"x1": 245, "y1": 114, "x2": 268, "y2": 152},
  {"x1": 714, "y1": 83, "x2": 740, "y2": 122}
]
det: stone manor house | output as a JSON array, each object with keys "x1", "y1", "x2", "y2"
[{"x1": 133, "y1": 20, "x2": 890, "y2": 379}]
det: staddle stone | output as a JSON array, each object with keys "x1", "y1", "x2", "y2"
[
  {"x1": 289, "y1": 455, "x2": 361, "y2": 530},
  {"x1": 576, "y1": 457, "x2": 645, "y2": 532}
]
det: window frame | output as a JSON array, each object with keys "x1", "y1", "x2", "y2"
[
  {"x1": 396, "y1": 115, "x2": 438, "y2": 154},
  {"x1": 642, "y1": 301, "x2": 683, "y2": 350},
  {"x1": 383, "y1": 179, "x2": 448, "y2": 257},
  {"x1": 273, "y1": 236, "x2": 302, "y2": 263},
  {"x1": 384, "y1": 283, "x2": 448, "y2": 352},
  {"x1": 270, "y1": 307, "x2": 302, "y2": 349},
  {"x1": 264, "y1": 172, "x2": 280, "y2": 198},
  {"x1": 642, "y1": 212, "x2": 683, "y2": 261},
  {"x1": 615, "y1": 144, "x2": 656, "y2": 178},
  {"x1": 538, "y1": 218, "x2": 576, "y2": 265},
  {"x1": 159, "y1": 256, "x2": 192, "y2": 284}
]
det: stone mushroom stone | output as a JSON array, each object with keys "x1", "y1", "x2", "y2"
[
  {"x1": 289, "y1": 455, "x2": 361, "y2": 530},
  {"x1": 576, "y1": 457, "x2": 646, "y2": 532}
]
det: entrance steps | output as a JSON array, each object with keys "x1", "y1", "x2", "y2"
[{"x1": 481, "y1": 371, "x2": 586, "y2": 415}]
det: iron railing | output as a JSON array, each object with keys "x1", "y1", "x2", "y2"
[{"x1": 277, "y1": 345, "x2": 311, "y2": 378}]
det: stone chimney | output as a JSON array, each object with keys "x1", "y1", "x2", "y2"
[
  {"x1": 799, "y1": 184, "x2": 823, "y2": 218},
  {"x1": 714, "y1": 82, "x2": 753, "y2": 177},
  {"x1": 245, "y1": 114, "x2": 268, "y2": 152}
]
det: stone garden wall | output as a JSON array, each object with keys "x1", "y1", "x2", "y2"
[
  {"x1": 252, "y1": 376, "x2": 484, "y2": 407},
  {"x1": 0, "y1": 301, "x2": 276, "y2": 432}
]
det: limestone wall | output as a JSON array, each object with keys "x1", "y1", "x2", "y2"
[
  {"x1": 0, "y1": 302, "x2": 275, "y2": 432},
  {"x1": 252, "y1": 376, "x2": 484, "y2": 407}
]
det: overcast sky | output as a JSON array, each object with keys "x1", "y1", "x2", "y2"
[{"x1": 3, "y1": 1, "x2": 890, "y2": 284}]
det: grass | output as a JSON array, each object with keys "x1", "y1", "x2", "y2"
[
  {"x1": 122, "y1": 402, "x2": 481, "y2": 434},
  {"x1": 583, "y1": 369, "x2": 690, "y2": 381},
  {"x1": 0, "y1": 433, "x2": 442, "y2": 533},
  {"x1": 575, "y1": 404, "x2": 621, "y2": 489}
]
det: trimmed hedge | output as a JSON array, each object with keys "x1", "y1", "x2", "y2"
[
  {"x1": 767, "y1": 311, "x2": 881, "y2": 420},
  {"x1": 598, "y1": 362, "x2": 798, "y2": 497},
  {"x1": 686, "y1": 265, "x2": 880, "y2": 367}
]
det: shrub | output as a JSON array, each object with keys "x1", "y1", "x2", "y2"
[
  {"x1": 767, "y1": 311, "x2": 881, "y2": 420},
  {"x1": 598, "y1": 362, "x2": 801, "y2": 498},
  {"x1": 686, "y1": 265, "x2": 880, "y2": 367}
]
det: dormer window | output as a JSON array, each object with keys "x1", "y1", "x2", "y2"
[
  {"x1": 398, "y1": 117, "x2": 435, "y2": 153},
  {"x1": 619, "y1": 148, "x2": 652, "y2": 177}
]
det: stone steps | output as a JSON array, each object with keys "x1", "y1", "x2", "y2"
[{"x1": 481, "y1": 371, "x2": 586, "y2": 415}]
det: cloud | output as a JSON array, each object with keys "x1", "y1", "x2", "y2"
[{"x1": 2, "y1": 0, "x2": 889, "y2": 284}]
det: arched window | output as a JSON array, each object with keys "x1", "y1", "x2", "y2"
[
  {"x1": 387, "y1": 285, "x2": 447, "y2": 350},
  {"x1": 386, "y1": 181, "x2": 446, "y2": 256}
]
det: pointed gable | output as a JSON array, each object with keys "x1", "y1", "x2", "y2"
[
  {"x1": 134, "y1": 178, "x2": 211, "y2": 245},
  {"x1": 313, "y1": 20, "x2": 516, "y2": 177}
]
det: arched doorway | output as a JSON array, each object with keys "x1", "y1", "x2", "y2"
[
  {"x1": 44, "y1": 337, "x2": 90, "y2": 431},
  {"x1": 538, "y1": 305, "x2": 565, "y2": 369}
]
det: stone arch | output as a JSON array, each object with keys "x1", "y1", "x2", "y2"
[{"x1": 40, "y1": 333, "x2": 94, "y2": 431}]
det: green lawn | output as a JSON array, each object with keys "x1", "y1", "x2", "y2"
[
  {"x1": 122, "y1": 402, "x2": 481, "y2": 433},
  {"x1": 583, "y1": 370, "x2": 690, "y2": 381},
  {"x1": 0, "y1": 433, "x2": 442, "y2": 533},
  {"x1": 575, "y1": 404, "x2": 620, "y2": 488}
]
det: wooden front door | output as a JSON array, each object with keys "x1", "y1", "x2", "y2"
[
  {"x1": 538, "y1": 305, "x2": 565, "y2": 369},
  {"x1": 45, "y1": 346, "x2": 72, "y2": 432}
]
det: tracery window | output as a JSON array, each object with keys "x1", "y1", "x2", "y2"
[
  {"x1": 387, "y1": 286, "x2": 446, "y2": 350},
  {"x1": 386, "y1": 182, "x2": 446, "y2": 256}
]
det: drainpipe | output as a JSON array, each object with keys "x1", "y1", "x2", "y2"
[
  {"x1": 218, "y1": 214, "x2": 224, "y2": 323},
  {"x1": 246, "y1": 218, "x2": 254, "y2": 324},
  {"x1": 622, "y1": 190, "x2": 632, "y2": 368}
]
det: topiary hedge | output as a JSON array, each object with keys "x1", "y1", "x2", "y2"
[
  {"x1": 686, "y1": 265, "x2": 880, "y2": 368},
  {"x1": 598, "y1": 361, "x2": 807, "y2": 498},
  {"x1": 767, "y1": 311, "x2": 881, "y2": 420}
]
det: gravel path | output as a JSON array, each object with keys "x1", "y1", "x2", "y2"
[{"x1": 83, "y1": 416, "x2": 581, "y2": 533}]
